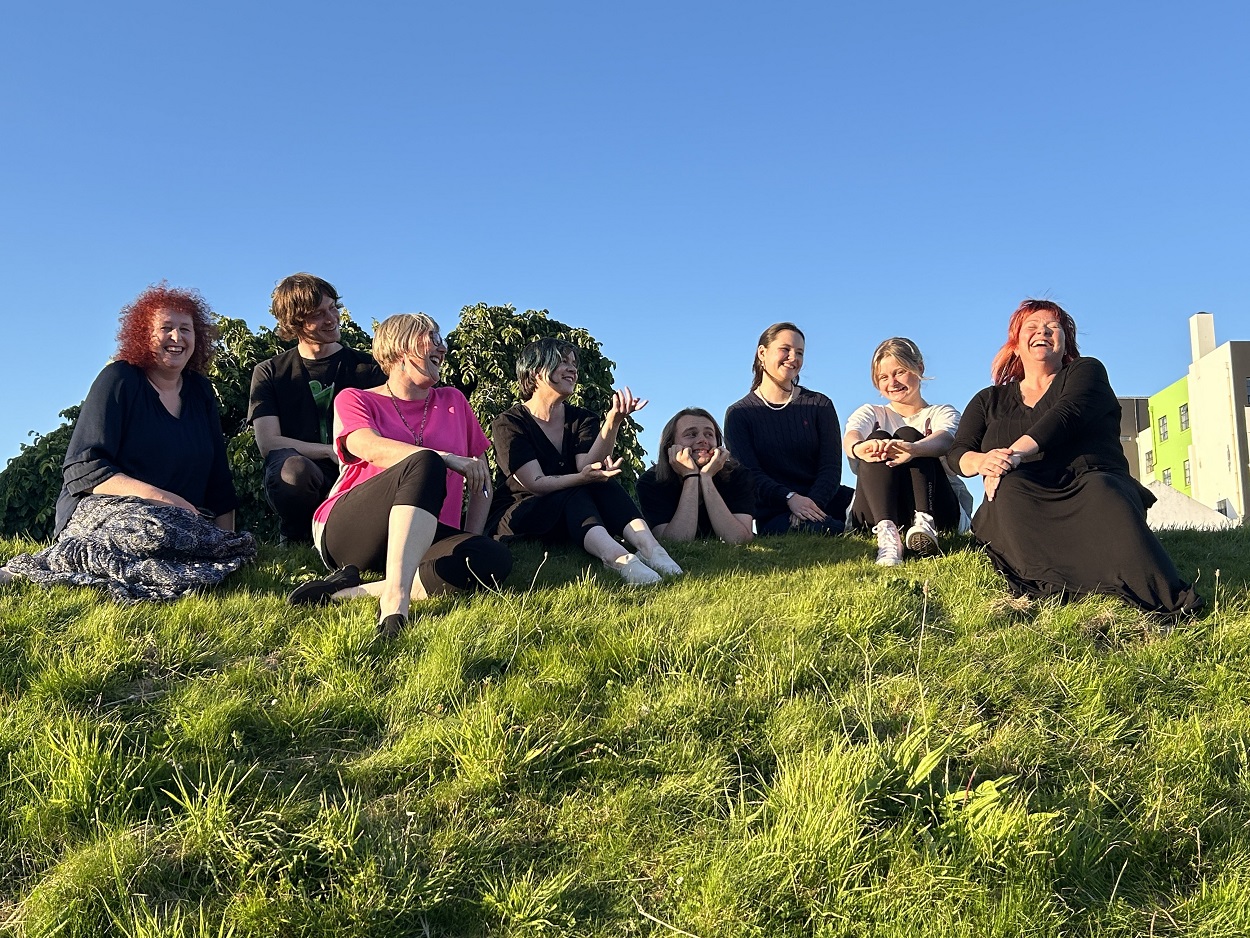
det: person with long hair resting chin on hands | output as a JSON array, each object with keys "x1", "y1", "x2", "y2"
[
  {"x1": 947, "y1": 298, "x2": 1200, "y2": 616},
  {"x1": 635, "y1": 408, "x2": 755, "y2": 544},
  {"x1": 487, "y1": 338, "x2": 682, "y2": 585},
  {"x1": 288, "y1": 313, "x2": 512, "y2": 638}
]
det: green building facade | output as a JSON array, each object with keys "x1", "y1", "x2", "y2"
[{"x1": 1147, "y1": 376, "x2": 1192, "y2": 495}]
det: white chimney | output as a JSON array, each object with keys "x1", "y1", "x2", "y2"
[{"x1": 1190, "y1": 313, "x2": 1215, "y2": 363}]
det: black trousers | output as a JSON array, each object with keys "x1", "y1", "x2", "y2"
[
  {"x1": 850, "y1": 427, "x2": 960, "y2": 531},
  {"x1": 322, "y1": 451, "x2": 512, "y2": 593},
  {"x1": 264, "y1": 449, "x2": 338, "y2": 542}
]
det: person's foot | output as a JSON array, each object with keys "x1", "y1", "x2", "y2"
[
  {"x1": 904, "y1": 511, "x2": 940, "y2": 556},
  {"x1": 287, "y1": 565, "x2": 361, "y2": 606},
  {"x1": 637, "y1": 545, "x2": 683, "y2": 577},
  {"x1": 605, "y1": 553, "x2": 663, "y2": 585},
  {"x1": 872, "y1": 520, "x2": 903, "y2": 567},
  {"x1": 376, "y1": 613, "x2": 407, "y2": 639}
]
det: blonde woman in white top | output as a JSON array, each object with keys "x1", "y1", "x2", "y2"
[{"x1": 843, "y1": 337, "x2": 971, "y2": 566}]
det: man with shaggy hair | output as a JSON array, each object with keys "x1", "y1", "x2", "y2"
[{"x1": 247, "y1": 273, "x2": 384, "y2": 543}]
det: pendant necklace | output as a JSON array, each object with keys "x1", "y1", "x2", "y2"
[{"x1": 388, "y1": 383, "x2": 432, "y2": 445}]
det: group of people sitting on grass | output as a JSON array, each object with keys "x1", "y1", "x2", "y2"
[{"x1": 0, "y1": 276, "x2": 1203, "y2": 629}]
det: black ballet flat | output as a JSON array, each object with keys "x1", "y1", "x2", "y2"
[
  {"x1": 287, "y1": 565, "x2": 361, "y2": 606},
  {"x1": 376, "y1": 613, "x2": 407, "y2": 640}
]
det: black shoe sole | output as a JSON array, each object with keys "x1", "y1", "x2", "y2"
[{"x1": 287, "y1": 565, "x2": 361, "y2": 606}]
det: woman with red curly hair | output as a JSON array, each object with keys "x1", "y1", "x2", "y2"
[
  {"x1": 1, "y1": 284, "x2": 253, "y2": 601},
  {"x1": 947, "y1": 299, "x2": 1200, "y2": 616}
]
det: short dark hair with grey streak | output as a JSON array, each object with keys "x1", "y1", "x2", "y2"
[{"x1": 517, "y1": 338, "x2": 579, "y2": 401}]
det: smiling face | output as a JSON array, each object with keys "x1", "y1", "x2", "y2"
[
  {"x1": 875, "y1": 355, "x2": 923, "y2": 410},
  {"x1": 405, "y1": 329, "x2": 447, "y2": 385},
  {"x1": 298, "y1": 294, "x2": 342, "y2": 347},
  {"x1": 149, "y1": 308, "x2": 196, "y2": 375},
  {"x1": 1016, "y1": 309, "x2": 1066, "y2": 365},
  {"x1": 757, "y1": 329, "x2": 804, "y2": 389},
  {"x1": 674, "y1": 414, "x2": 719, "y2": 466},
  {"x1": 542, "y1": 351, "x2": 579, "y2": 398}
]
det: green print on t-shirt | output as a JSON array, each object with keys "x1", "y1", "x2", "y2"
[{"x1": 309, "y1": 380, "x2": 335, "y2": 444}]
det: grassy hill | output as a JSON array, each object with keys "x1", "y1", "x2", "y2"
[{"x1": 1, "y1": 528, "x2": 1249, "y2": 937}]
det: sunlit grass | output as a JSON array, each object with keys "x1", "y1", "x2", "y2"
[{"x1": 0, "y1": 528, "x2": 1248, "y2": 936}]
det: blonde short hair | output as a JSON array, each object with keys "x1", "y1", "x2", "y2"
[{"x1": 372, "y1": 313, "x2": 441, "y2": 375}]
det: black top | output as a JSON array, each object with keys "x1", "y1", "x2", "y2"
[
  {"x1": 248, "y1": 345, "x2": 384, "y2": 446},
  {"x1": 723, "y1": 387, "x2": 843, "y2": 518},
  {"x1": 55, "y1": 361, "x2": 239, "y2": 535},
  {"x1": 635, "y1": 463, "x2": 756, "y2": 537},
  {"x1": 946, "y1": 356, "x2": 1132, "y2": 486},
  {"x1": 488, "y1": 402, "x2": 599, "y2": 527}
]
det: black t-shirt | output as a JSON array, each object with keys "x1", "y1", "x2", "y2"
[
  {"x1": 248, "y1": 345, "x2": 385, "y2": 446},
  {"x1": 635, "y1": 463, "x2": 756, "y2": 537},
  {"x1": 56, "y1": 361, "x2": 238, "y2": 535},
  {"x1": 487, "y1": 402, "x2": 599, "y2": 528}
]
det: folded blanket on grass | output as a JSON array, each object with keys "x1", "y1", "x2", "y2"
[{"x1": 5, "y1": 495, "x2": 256, "y2": 603}]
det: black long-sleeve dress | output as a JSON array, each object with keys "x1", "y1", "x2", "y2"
[{"x1": 947, "y1": 356, "x2": 1200, "y2": 615}]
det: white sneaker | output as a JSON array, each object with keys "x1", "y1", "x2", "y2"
[
  {"x1": 607, "y1": 553, "x2": 663, "y2": 585},
  {"x1": 637, "y1": 545, "x2": 683, "y2": 577},
  {"x1": 905, "y1": 511, "x2": 940, "y2": 556},
  {"x1": 872, "y1": 520, "x2": 903, "y2": 567}
]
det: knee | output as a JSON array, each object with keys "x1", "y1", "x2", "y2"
[
  {"x1": 893, "y1": 426, "x2": 924, "y2": 443},
  {"x1": 398, "y1": 449, "x2": 446, "y2": 475},
  {"x1": 465, "y1": 537, "x2": 514, "y2": 588},
  {"x1": 278, "y1": 453, "x2": 319, "y2": 487}
]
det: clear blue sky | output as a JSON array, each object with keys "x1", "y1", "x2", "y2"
[{"x1": 4, "y1": 2, "x2": 1248, "y2": 478}]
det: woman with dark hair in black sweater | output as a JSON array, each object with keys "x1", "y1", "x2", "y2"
[{"x1": 723, "y1": 322, "x2": 851, "y2": 535}]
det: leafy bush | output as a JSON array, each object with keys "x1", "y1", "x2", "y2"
[{"x1": 0, "y1": 407, "x2": 80, "y2": 540}]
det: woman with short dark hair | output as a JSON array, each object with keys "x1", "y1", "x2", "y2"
[{"x1": 487, "y1": 338, "x2": 681, "y2": 585}]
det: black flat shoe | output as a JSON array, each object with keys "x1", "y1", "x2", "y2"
[
  {"x1": 376, "y1": 613, "x2": 407, "y2": 639},
  {"x1": 287, "y1": 565, "x2": 361, "y2": 606}
]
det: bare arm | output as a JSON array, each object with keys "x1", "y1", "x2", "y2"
[
  {"x1": 343, "y1": 427, "x2": 491, "y2": 495},
  {"x1": 214, "y1": 510, "x2": 235, "y2": 532},
  {"x1": 513, "y1": 457, "x2": 622, "y2": 495},
  {"x1": 93, "y1": 473, "x2": 197, "y2": 513},
  {"x1": 698, "y1": 468, "x2": 754, "y2": 544},
  {"x1": 654, "y1": 474, "x2": 702, "y2": 541},
  {"x1": 253, "y1": 415, "x2": 336, "y2": 461},
  {"x1": 463, "y1": 484, "x2": 492, "y2": 535},
  {"x1": 576, "y1": 388, "x2": 648, "y2": 470}
]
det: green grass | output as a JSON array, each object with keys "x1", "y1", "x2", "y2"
[{"x1": 2, "y1": 527, "x2": 1250, "y2": 937}]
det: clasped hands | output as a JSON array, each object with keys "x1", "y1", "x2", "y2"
[
  {"x1": 977, "y1": 447, "x2": 1020, "y2": 502},
  {"x1": 855, "y1": 437, "x2": 915, "y2": 467}
]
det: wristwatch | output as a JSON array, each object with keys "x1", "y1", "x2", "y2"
[{"x1": 785, "y1": 491, "x2": 796, "y2": 501}]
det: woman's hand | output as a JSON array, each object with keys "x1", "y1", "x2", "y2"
[
  {"x1": 883, "y1": 439, "x2": 915, "y2": 466},
  {"x1": 579, "y1": 456, "x2": 624, "y2": 483},
  {"x1": 974, "y1": 448, "x2": 1017, "y2": 479},
  {"x1": 787, "y1": 493, "x2": 827, "y2": 525},
  {"x1": 668, "y1": 445, "x2": 699, "y2": 476},
  {"x1": 607, "y1": 387, "x2": 648, "y2": 424},
  {"x1": 700, "y1": 446, "x2": 729, "y2": 477},
  {"x1": 444, "y1": 453, "x2": 491, "y2": 495},
  {"x1": 854, "y1": 438, "x2": 890, "y2": 462},
  {"x1": 984, "y1": 475, "x2": 1001, "y2": 502}
]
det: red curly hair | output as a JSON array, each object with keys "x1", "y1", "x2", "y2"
[
  {"x1": 990, "y1": 298, "x2": 1080, "y2": 385},
  {"x1": 115, "y1": 283, "x2": 218, "y2": 374}
]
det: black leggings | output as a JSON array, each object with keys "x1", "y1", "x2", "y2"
[
  {"x1": 322, "y1": 451, "x2": 512, "y2": 593},
  {"x1": 557, "y1": 481, "x2": 644, "y2": 547},
  {"x1": 850, "y1": 427, "x2": 961, "y2": 531}
]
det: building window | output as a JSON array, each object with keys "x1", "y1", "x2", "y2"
[
  {"x1": 1145, "y1": 450, "x2": 1155, "y2": 472},
  {"x1": 1179, "y1": 403, "x2": 1189, "y2": 431},
  {"x1": 1184, "y1": 460, "x2": 1191, "y2": 486},
  {"x1": 1158, "y1": 415, "x2": 1168, "y2": 441},
  {"x1": 1163, "y1": 468, "x2": 1173, "y2": 487}
]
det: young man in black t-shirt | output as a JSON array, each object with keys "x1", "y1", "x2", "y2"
[{"x1": 247, "y1": 273, "x2": 384, "y2": 542}]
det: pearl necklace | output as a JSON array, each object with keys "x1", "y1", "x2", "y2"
[
  {"x1": 755, "y1": 385, "x2": 797, "y2": 411},
  {"x1": 387, "y1": 383, "x2": 432, "y2": 446}
]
